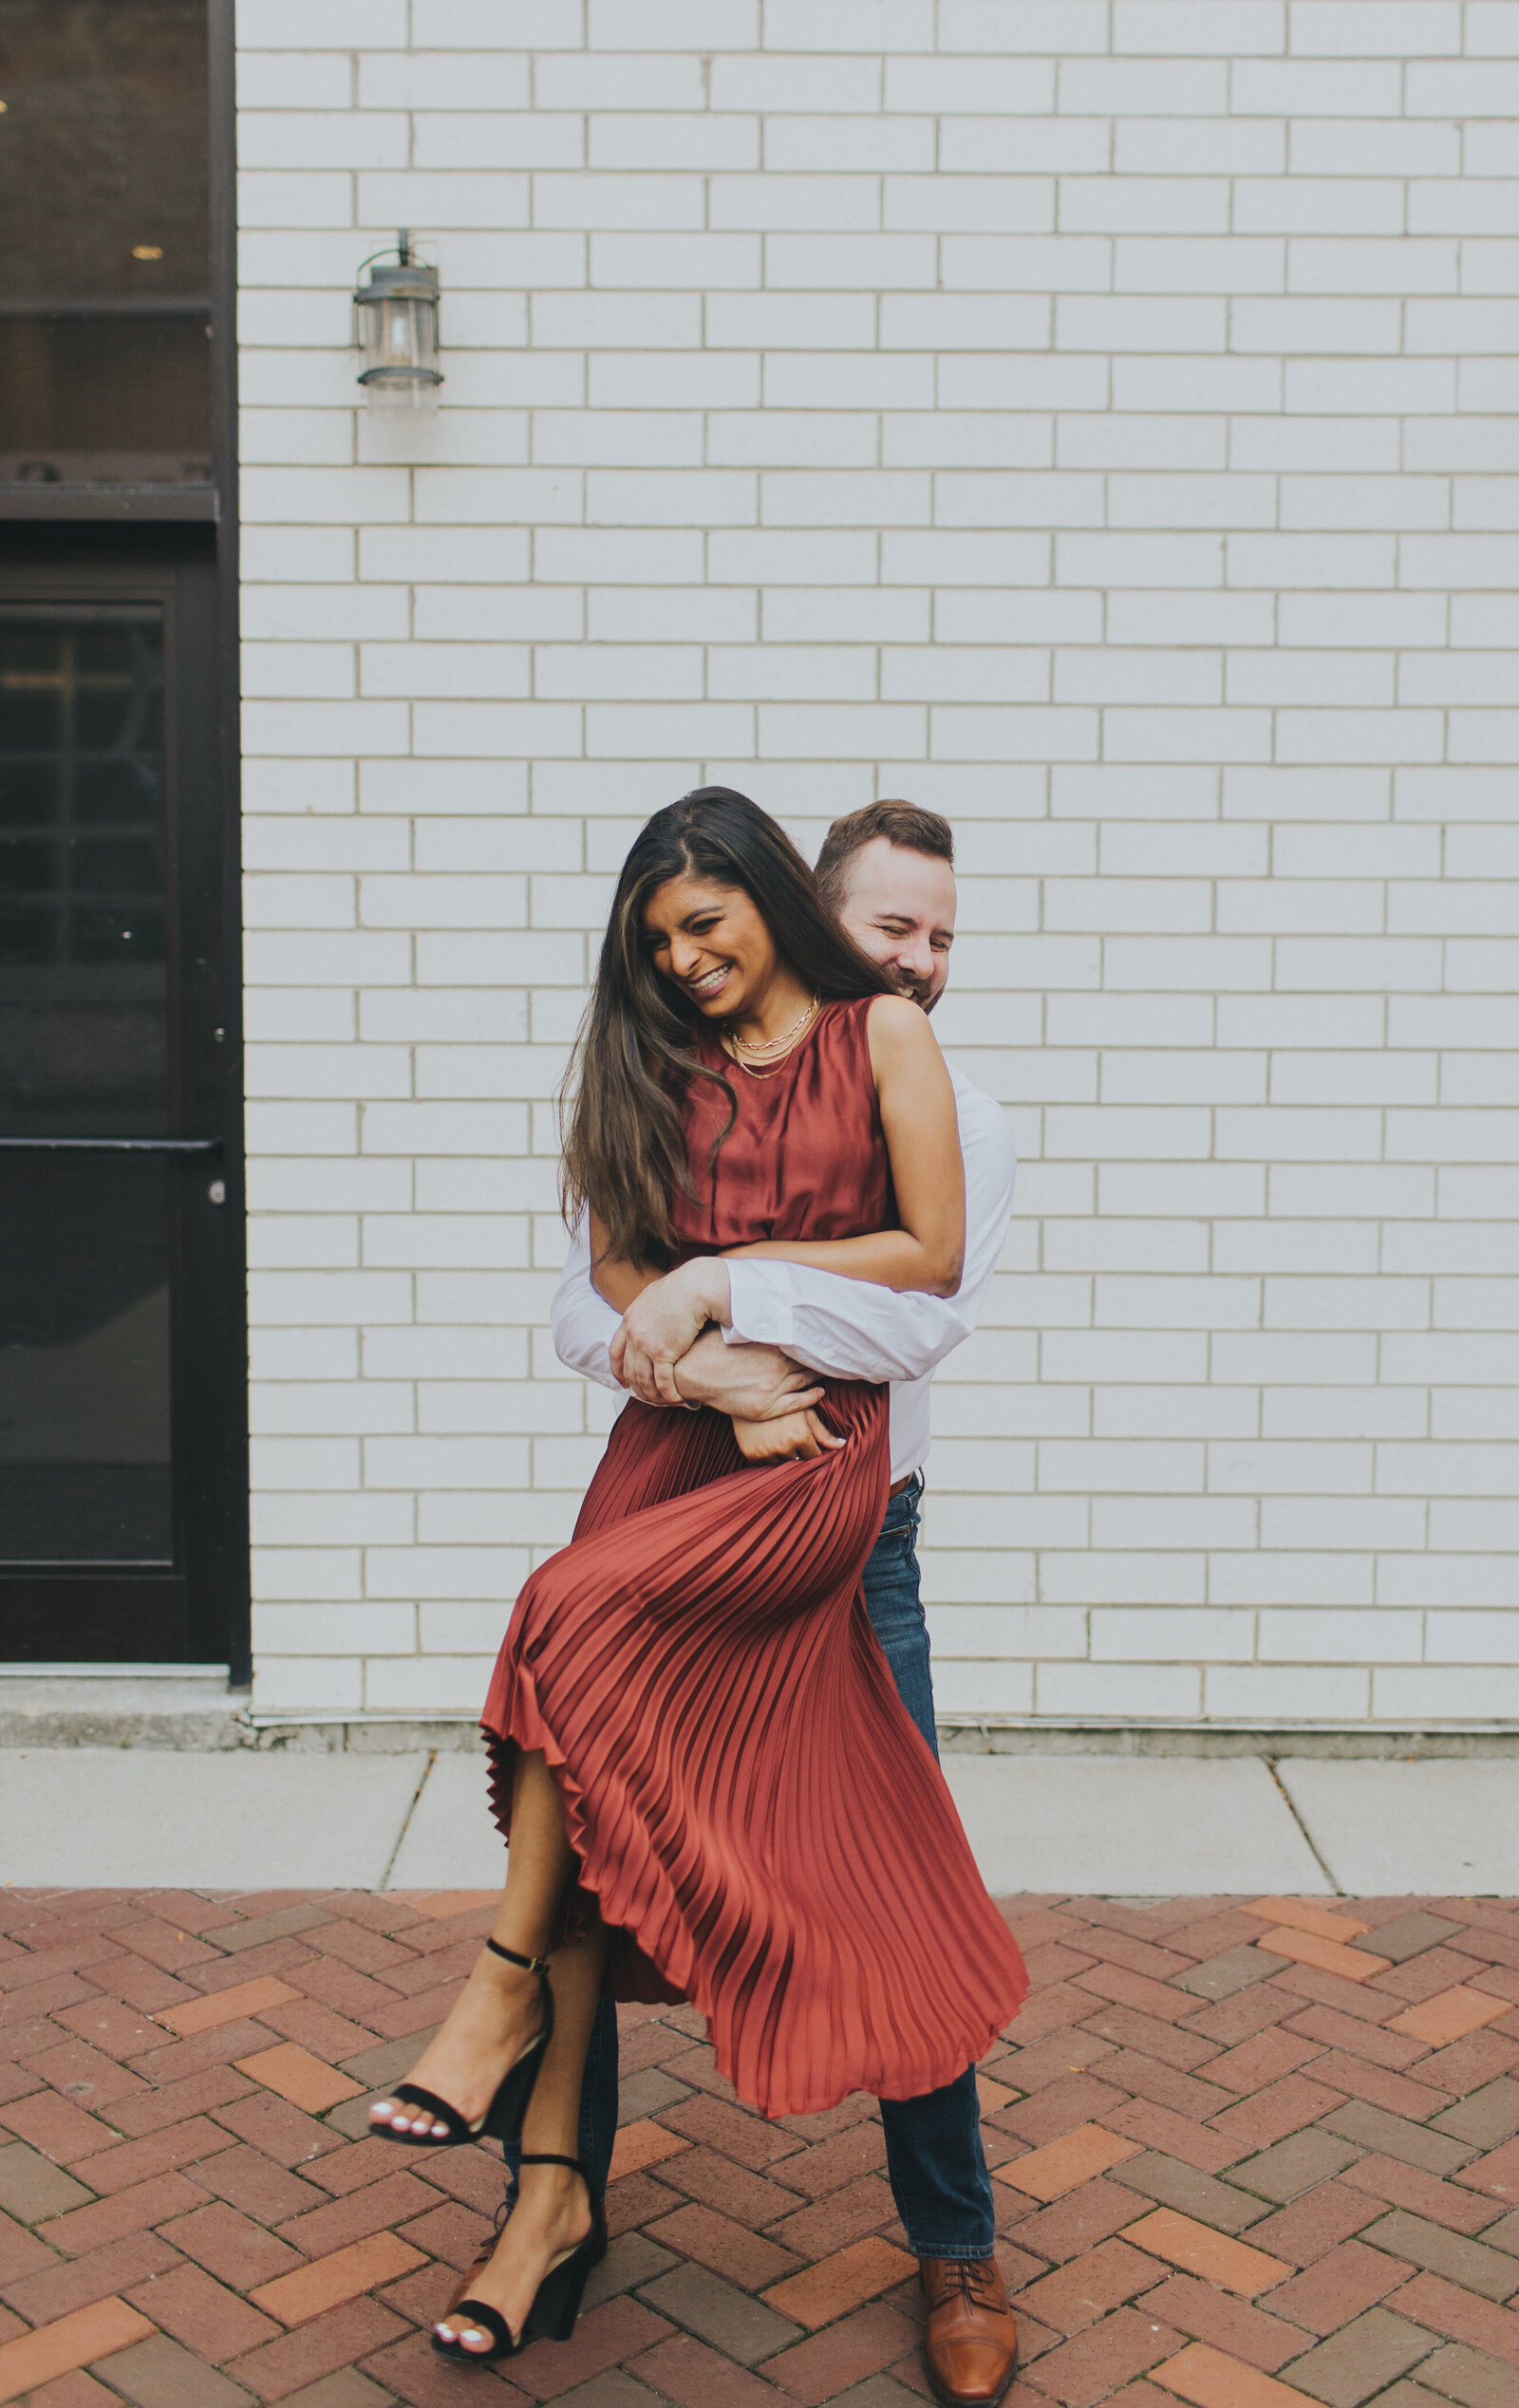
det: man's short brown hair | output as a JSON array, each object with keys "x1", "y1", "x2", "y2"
[{"x1": 814, "y1": 799, "x2": 954, "y2": 911}]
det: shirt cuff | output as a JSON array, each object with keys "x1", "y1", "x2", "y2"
[{"x1": 722, "y1": 1261, "x2": 796, "y2": 1351}]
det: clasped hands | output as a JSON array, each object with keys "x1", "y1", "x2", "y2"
[{"x1": 609, "y1": 1259, "x2": 843, "y2": 1464}]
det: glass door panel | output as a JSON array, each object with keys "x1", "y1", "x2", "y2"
[
  {"x1": 0, "y1": 605, "x2": 168, "y2": 1135},
  {"x1": 0, "y1": 608, "x2": 174, "y2": 1561},
  {"x1": 0, "y1": 1154, "x2": 171, "y2": 1559}
]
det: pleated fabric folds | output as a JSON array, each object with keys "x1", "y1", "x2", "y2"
[{"x1": 482, "y1": 1383, "x2": 1027, "y2": 2119}]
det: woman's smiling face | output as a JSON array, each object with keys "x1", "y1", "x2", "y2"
[{"x1": 642, "y1": 875, "x2": 780, "y2": 1021}]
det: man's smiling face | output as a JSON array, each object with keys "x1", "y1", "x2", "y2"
[{"x1": 834, "y1": 834, "x2": 957, "y2": 1013}]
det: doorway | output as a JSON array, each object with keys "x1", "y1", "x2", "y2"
[
  {"x1": 0, "y1": 534, "x2": 246, "y2": 1665},
  {"x1": 0, "y1": 0, "x2": 245, "y2": 1670}
]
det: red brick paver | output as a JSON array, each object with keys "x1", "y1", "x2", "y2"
[{"x1": 4, "y1": 1885, "x2": 1519, "y2": 2401}]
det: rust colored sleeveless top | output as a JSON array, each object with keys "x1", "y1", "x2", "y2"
[{"x1": 670, "y1": 996, "x2": 896, "y2": 1260}]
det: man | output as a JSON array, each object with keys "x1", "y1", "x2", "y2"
[{"x1": 548, "y1": 801, "x2": 1019, "y2": 2407}]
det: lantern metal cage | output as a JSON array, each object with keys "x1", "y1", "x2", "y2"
[{"x1": 353, "y1": 231, "x2": 442, "y2": 414}]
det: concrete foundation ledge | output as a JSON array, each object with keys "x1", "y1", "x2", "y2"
[
  {"x1": 0, "y1": 1677, "x2": 253, "y2": 1751},
  {"x1": 0, "y1": 1683, "x2": 497, "y2": 1753},
  {"x1": 937, "y1": 1719, "x2": 1519, "y2": 1760},
  {"x1": 252, "y1": 1717, "x2": 488, "y2": 1753},
  {"x1": 1, "y1": 1678, "x2": 1515, "y2": 1757}
]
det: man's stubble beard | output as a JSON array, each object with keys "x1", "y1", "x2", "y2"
[{"x1": 889, "y1": 963, "x2": 939, "y2": 1014}]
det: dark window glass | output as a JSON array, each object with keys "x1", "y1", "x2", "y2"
[
  {"x1": 0, "y1": 2, "x2": 210, "y2": 483},
  {"x1": 0, "y1": 606, "x2": 168, "y2": 1134},
  {"x1": 0, "y1": 1154, "x2": 171, "y2": 1559}
]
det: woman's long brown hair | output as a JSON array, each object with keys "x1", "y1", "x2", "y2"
[{"x1": 561, "y1": 787, "x2": 891, "y2": 1268}]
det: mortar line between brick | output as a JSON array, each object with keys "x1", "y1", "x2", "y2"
[
  {"x1": 379, "y1": 1747, "x2": 436, "y2": 1892},
  {"x1": 1266, "y1": 1756, "x2": 1342, "y2": 1896}
]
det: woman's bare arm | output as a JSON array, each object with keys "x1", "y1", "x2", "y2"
[
  {"x1": 724, "y1": 997, "x2": 966, "y2": 1297},
  {"x1": 588, "y1": 1211, "x2": 663, "y2": 1312}
]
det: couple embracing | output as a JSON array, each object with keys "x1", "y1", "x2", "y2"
[{"x1": 372, "y1": 787, "x2": 1028, "y2": 2407}]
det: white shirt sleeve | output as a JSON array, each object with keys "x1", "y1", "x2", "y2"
[
  {"x1": 550, "y1": 1216, "x2": 626, "y2": 1392},
  {"x1": 722, "y1": 1064, "x2": 1015, "y2": 1384}
]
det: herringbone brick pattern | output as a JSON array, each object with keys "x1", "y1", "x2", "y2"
[{"x1": 3, "y1": 1889, "x2": 1519, "y2": 2405}]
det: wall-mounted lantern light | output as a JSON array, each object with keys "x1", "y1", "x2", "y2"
[{"x1": 353, "y1": 231, "x2": 442, "y2": 414}]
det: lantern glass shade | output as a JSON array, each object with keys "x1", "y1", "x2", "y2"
[{"x1": 354, "y1": 240, "x2": 441, "y2": 415}]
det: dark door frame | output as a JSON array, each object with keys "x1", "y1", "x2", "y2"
[
  {"x1": 0, "y1": 0, "x2": 249, "y2": 1677},
  {"x1": 0, "y1": 536, "x2": 249, "y2": 1673}
]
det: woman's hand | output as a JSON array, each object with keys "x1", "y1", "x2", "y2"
[
  {"x1": 673, "y1": 1330, "x2": 826, "y2": 1421},
  {"x1": 611, "y1": 1259, "x2": 732, "y2": 1404},
  {"x1": 731, "y1": 1409, "x2": 845, "y2": 1465}
]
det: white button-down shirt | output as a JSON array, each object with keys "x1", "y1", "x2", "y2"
[{"x1": 549, "y1": 1059, "x2": 1015, "y2": 1485}]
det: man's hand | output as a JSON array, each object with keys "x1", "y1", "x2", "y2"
[
  {"x1": 610, "y1": 1259, "x2": 731, "y2": 1404},
  {"x1": 671, "y1": 1328, "x2": 825, "y2": 1421},
  {"x1": 731, "y1": 1409, "x2": 845, "y2": 1465}
]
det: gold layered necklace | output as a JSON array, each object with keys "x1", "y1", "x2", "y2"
[{"x1": 722, "y1": 994, "x2": 820, "y2": 1078}]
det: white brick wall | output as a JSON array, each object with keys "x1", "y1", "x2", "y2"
[{"x1": 238, "y1": 0, "x2": 1519, "y2": 1728}]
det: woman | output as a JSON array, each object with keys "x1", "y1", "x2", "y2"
[{"x1": 369, "y1": 789, "x2": 1027, "y2": 2362}]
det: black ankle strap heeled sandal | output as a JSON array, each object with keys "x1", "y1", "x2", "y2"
[
  {"x1": 373, "y1": 1940, "x2": 553, "y2": 2150},
  {"x1": 432, "y1": 2152, "x2": 602, "y2": 2365}
]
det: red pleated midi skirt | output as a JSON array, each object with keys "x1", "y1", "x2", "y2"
[{"x1": 481, "y1": 1000, "x2": 1027, "y2": 2119}]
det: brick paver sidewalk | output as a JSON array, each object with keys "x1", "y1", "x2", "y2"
[{"x1": 3, "y1": 1889, "x2": 1519, "y2": 2405}]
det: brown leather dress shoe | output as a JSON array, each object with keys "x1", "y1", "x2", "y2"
[{"x1": 921, "y1": 2254, "x2": 1018, "y2": 2407}]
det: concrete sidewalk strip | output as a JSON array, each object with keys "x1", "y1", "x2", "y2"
[
  {"x1": 942, "y1": 1753, "x2": 1330, "y2": 1895},
  {"x1": 385, "y1": 1745, "x2": 509, "y2": 1891},
  {"x1": 0, "y1": 1748, "x2": 429, "y2": 1889},
  {"x1": 379, "y1": 1749, "x2": 1343, "y2": 1898},
  {"x1": 7, "y1": 1745, "x2": 1517, "y2": 1897},
  {"x1": 1277, "y1": 1758, "x2": 1519, "y2": 1896},
  {"x1": 0, "y1": 1745, "x2": 1344, "y2": 1894}
]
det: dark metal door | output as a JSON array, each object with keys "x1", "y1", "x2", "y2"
[{"x1": 0, "y1": 533, "x2": 247, "y2": 1666}]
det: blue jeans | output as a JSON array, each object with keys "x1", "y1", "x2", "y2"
[{"x1": 565, "y1": 1473, "x2": 997, "y2": 2261}]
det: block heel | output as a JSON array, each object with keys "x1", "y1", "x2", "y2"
[{"x1": 522, "y1": 2156, "x2": 603, "y2": 2342}]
